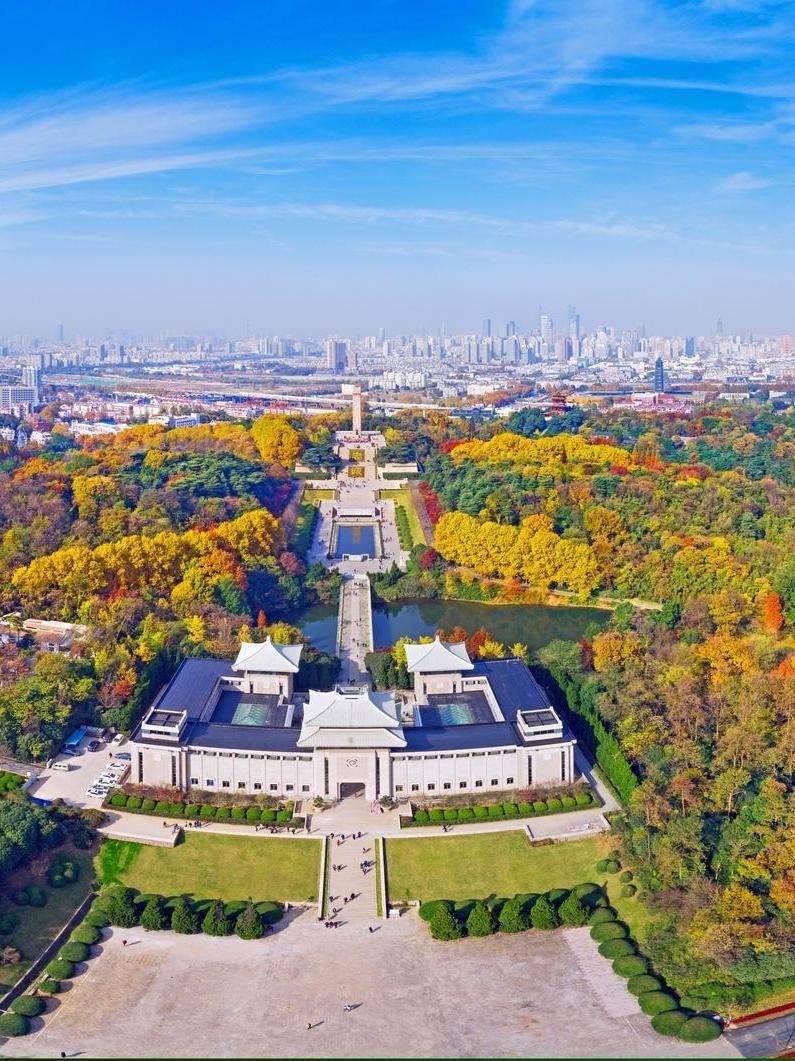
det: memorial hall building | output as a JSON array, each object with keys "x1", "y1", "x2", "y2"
[{"x1": 130, "y1": 636, "x2": 577, "y2": 801}]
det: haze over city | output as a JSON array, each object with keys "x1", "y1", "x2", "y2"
[{"x1": 1, "y1": 0, "x2": 793, "y2": 335}]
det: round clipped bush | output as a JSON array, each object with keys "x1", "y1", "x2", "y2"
[
  {"x1": 561, "y1": 796, "x2": 576, "y2": 809},
  {"x1": 110, "y1": 792, "x2": 128, "y2": 807},
  {"x1": 599, "y1": 938, "x2": 636, "y2": 959},
  {"x1": 677, "y1": 1015, "x2": 722, "y2": 1043},
  {"x1": 613, "y1": 955, "x2": 649, "y2": 977},
  {"x1": 466, "y1": 900, "x2": 495, "y2": 937},
  {"x1": 215, "y1": 806, "x2": 230, "y2": 820},
  {"x1": 620, "y1": 870, "x2": 634, "y2": 883},
  {"x1": 458, "y1": 807, "x2": 474, "y2": 820},
  {"x1": 651, "y1": 1009, "x2": 689, "y2": 1037},
  {"x1": 546, "y1": 798, "x2": 563, "y2": 811},
  {"x1": 245, "y1": 807, "x2": 260, "y2": 821},
  {"x1": 605, "y1": 859, "x2": 621, "y2": 874},
  {"x1": 46, "y1": 958, "x2": 75, "y2": 980},
  {"x1": 169, "y1": 803, "x2": 184, "y2": 816},
  {"x1": 12, "y1": 888, "x2": 29, "y2": 906},
  {"x1": 546, "y1": 888, "x2": 569, "y2": 906},
  {"x1": 487, "y1": 805, "x2": 504, "y2": 818},
  {"x1": 595, "y1": 858, "x2": 609, "y2": 873},
  {"x1": 27, "y1": 886, "x2": 47, "y2": 908},
  {"x1": 627, "y1": 974, "x2": 663, "y2": 996},
  {"x1": 230, "y1": 807, "x2": 245, "y2": 820},
  {"x1": 575, "y1": 792, "x2": 592, "y2": 806},
  {"x1": 429, "y1": 904, "x2": 463, "y2": 941},
  {"x1": 639, "y1": 991, "x2": 679, "y2": 1016},
  {"x1": 255, "y1": 900, "x2": 284, "y2": 925},
  {"x1": 591, "y1": 921, "x2": 628, "y2": 942},
  {"x1": 443, "y1": 808, "x2": 458, "y2": 821},
  {"x1": 0, "y1": 1012, "x2": 29, "y2": 1037},
  {"x1": 419, "y1": 899, "x2": 453, "y2": 923},
  {"x1": 518, "y1": 802, "x2": 533, "y2": 816},
  {"x1": 260, "y1": 809, "x2": 277, "y2": 822},
  {"x1": 200, "y1": 805, "x2": 217, "y2": 818},
  {"x1": 621, "y1": 884, "x2": 637, "y2": 897},
  {"x1": 84, "y1": 909, "x2": 110, "y2": 929},
  {"x1": 185, "y1": 804, "x2": 200, "y2": 817},
  {"x1": 38, "y1": 978, "x2": 61, "y2": 995},
  {"x1": 276, "y1": 809, "x2": 291, "y2": 823},
  {"x1": 533, "y1": 801, "x2": 548, "y2": 814},
  {"x1": 502, "y1": 803, "x2": 518, "y2": 816},
  {"x1": 141, "y1": 798, "x2": 156, "y2": 811},
  {"x1": 59, "y1": 941, "x2": 89, "y2": 963},
  {"x1": 474, "y1": 805, "x2": 489, "y2": 819},
  {"x1": 126, "y1": 796, "x2": 142, "y2": 810},
  {"x1": 414, "y1": 809, "x2": 429, "y2": 823},
  {"x1": 154, "y1": 800, "x2": 170, "y2": 814},
  {"x1": 429, "y1": 809, "x2": 444, "y2": 822},
  {"x1": 590, "y1": 906, "x2": 617, "y2": 924},
  {"x1": 0, "y1": 911, "x2": 19, "y2": 934},
  {"x1": 71, "y1": 924, "x2": 101, "y2": 946},
  {"x1": 11, "y1": 995, "x2": 45, "y2": 1017}
]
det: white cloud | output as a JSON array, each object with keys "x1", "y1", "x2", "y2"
[{"x1": 717, "y1": 171, "x2": 773, "y2": 192}]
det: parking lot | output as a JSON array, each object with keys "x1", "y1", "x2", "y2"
[{"x1": 26, "y1": 735, "x2": 130, "y2": 808}]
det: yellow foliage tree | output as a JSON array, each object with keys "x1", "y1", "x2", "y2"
[{"x1": 251, "y1": 414, "x2": 302, "y2": 467}]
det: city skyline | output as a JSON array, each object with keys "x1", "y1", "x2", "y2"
[{"x1": 0, "y1": 0, "x2": 794, "y2": 333}]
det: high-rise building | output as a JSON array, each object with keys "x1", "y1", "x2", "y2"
[
  {"x1": 654, "y1": 356, "x2": 666, "y2": 393},
  {"x1": 21, "y1": 364, "x2": 40, "y2": 402},
  {"x1": 57, "y1": 323, "x2": 64, "y2": 343},
  {"x1": 540, "y1": 315, "x2": 553, "y2": 344},
  {"x1": 324, "y1": 338, "x2": 347, "y2": 373},
  {"x1": 506, "y1": 320, "x2": 516, "y2": 337},
  {"x1": 685, "y1": 336, "x2": 695, "y2": 356},
  {"x1": 716, "y1": 317, "x2": 724, "y2": 337},
  {"x1": 481, "y1": 318, "x2": 492, "y2": 338},
  {"x1": 567, "y1": 305, "x2": 580, "y2": 341}
]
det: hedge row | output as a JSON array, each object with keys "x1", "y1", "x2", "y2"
[
  {"x1": 106, "y1": 792, "x2": 297, "y2": 825},
  {"x1": 0, "y1": 769, "x2": 25, "y2": 794},
  {"x1": 407, "y1": 790, "x2": 596, "y2": 827},
  {"x1": 93, "y1": 886, "x2": 284, "y2": 938}
]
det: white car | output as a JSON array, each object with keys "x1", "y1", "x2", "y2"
[
  {"x1": 87, "y1": 786, "x2": 109, "y2": 797},
  {"x1": 111, "y1": 733, "x2": 126, "y2": 746}
]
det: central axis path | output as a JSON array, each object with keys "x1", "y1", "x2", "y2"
[
  {"x1": 337, "y1": 574, "x2": 373, "y2": 686},
  {"x1": 326, "y1": 820, "x2": 379, "y2": 927}
]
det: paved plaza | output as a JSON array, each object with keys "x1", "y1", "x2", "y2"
[{"x1": 4, "y1": 919, "x2": 737, "y2": 1059}]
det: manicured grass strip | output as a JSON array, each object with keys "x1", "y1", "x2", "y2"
[
  {"x1": 389, "y1": 485, "x2": 424, "y2": 545},
  {"x1": 95, "y1": 834, "x2": 320, "y2": 903},
  {"x1": 375, "y1": 837, "x2": 383, "y2": 918}
]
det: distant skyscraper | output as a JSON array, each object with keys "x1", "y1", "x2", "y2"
[
  {"x1": 716, "y1": 317, "x2": 724, "y2": 336},
  {"x1": 506, "y1": 320, "x2": 516, "y2": 337},
  {"x1": 481, "y1": 318, "x2": 492, "y2": 338},
  {"x1": 566, "y1": 305, "x2": 580, "y2": 341},
  {"x1": 22, "y1": 364, "x2": 41, "y2": 402},
  {"x1": 324, "y1": 338, "x2": 347, "y2": 373},
  {"x1": 540, "y1": 315, "x2": 552, "y2": 343},
  {"x1": 654, "y1": 356, "x2": 666, "y2": 393},
  {"x1": 685, "y1": 336, "x2": 695, "y2": 356},
  {"x1": 57, "y1": 323, "x2": 64, "y2": 343}
]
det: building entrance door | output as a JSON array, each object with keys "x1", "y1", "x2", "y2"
[{"x1": 338, "y1": 781, "x2": 366, "y2": 799}]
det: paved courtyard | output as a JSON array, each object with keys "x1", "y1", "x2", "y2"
[{"x1": 5, "y1": 918, "x2": 738, "y2": 1058}]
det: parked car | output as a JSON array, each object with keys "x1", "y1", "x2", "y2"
[
  {"x1": 51, "y1": 760, "x2": 71, "y2": 772},
  {"x1": 111, "y1": 733, "x2": 126, "y2": 746},
  {"x1": 115, "y1": 751, "x2": 131, "y2": 761},
  {"x1": 87, "y1": 739, "x2": 102, "y2": 752}
]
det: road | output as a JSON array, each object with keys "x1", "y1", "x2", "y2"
[{"x1": 726, "y1": 1013, "x2": 795, "y2": 1057}]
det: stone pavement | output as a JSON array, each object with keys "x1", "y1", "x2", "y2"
[{"x1": 326, "y1": 820, "x2": 378, "y2": 927}]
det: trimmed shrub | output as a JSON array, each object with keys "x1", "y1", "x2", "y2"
[
  {"x1": 202, "y1": 901, "x2": 232, "y2": 936},
  {"x1": 0, "y1": 1012, "x2": 29, "y2": 1037},
  {"x1": 546, "y1": 798, "x2": 563, "y2": 811},
  {"x1": 110, "y1": 792, "x2": 128, "y2": 807},
  {"x1": 595, "y1": 858, "x2": 609, "y2": 873},
  {"x1": 591, "y1": 922, "x2": 627, "y2": 942},
  {"x1": 518, "y1": 802, "x2": 533, "y2": 815},
  {"x1": 200, "y1": 805, "x2": 216, "y2": 818},
  {"x1": 613, "y1": 955, "x2": 649, "y2": 977},
  {"x1": 533, "y1": 801, "x2": 548, "y2": 813},
  {"x1": 546, "y1": 888, "x2": 570, "y2": 906},
  {"x1": 235, "y1": 902, "x2": 265, "y2": 940},
  {"x1": 126, "y1": 796, "x2": 142, "y2": 810},
  {"x1": 141, "y1": 798, "x2": 156, "y2": 811},
  {"x1": 590, "y1": 907, "x2": 617, "y2": 924},
  {"x1": 605, "y1": 859, "x2": 621, "y2": 874},
  {"x1": 499, "y1": 898, "x2": 529, "y2": 934},
  {"x1": 598, "y1": 939, "x2": 636, "y2": 959},
  {"x1": 59, "y1": 941, "x2": 89, "y2": 963},
  {"x1": 105, "y1": 887, "x2": 139, "y2": 928},
  {"x1": 414, "y1": 809, "x2": 429, "y2": 823},
  {"x1": 639, "y1": 991, "x2": 679, "y2": 1016},
  {"x1": 27, "y1": 886, "x2": 47, "y2": 908},
  {"x1": 246, "y1": 807, "x2": 261, "y2": 821},
  {"x1": 621, "y1": 884, "x2": 637, "y2": 897},
  {"x1": 85, "y1": 910, "x2": 110, "y2": 929},
  {"x1": 141, "y1": 896, "x2": 167, "y2": 931},
  {"x1": 71, "y1": 924, "x2": 101, "y2": 946},
  {"x1": 561, "y1": 796, "x2": 576, "y2": 809},
  {"x1": 678, "y1": 1016, "x2": 722, "y2": 1043},
  {"x1": 502, "y1": 802, "x2": 519, "y2": 816},
  {"x1": 185, "y1": 804, "x2": 200, "y2": 816},
  {"x1": 443, "y1": 808, "x2": 458, "y2": 821},
  {"x1": 171, "y1": 898, "x2": 198, "y2": 934},
  {"x1": 620, "y1": 870, "x2": 633, "y2": 883},
  {"x1": 0, "y1": 911, "x2": 19, "y2": 934},
  {"x1": 153, "y1": 800, "x2": 169, "y2": 814},
  {"x1": 11, "y1": 995, "x2": 45, "y2": 1017},
  {"x1": 466, "y1": 900, "x2": 495, "y2": 937},
  {"x1": 474, "y1": 805, "x2": 489, "y2": 819},
  {"x1": 458, "y1": 807, "x2": 475, "y2": 821},
  {"x1": 46, "y1": 958, "x2": 75, "y2": 980},
  {"x1": 651, "y1": 1010, "x2": 689, "y2": 1037},
  {"x1": 215, "y1": 807, "x2": 230, "y2": 820},
  {"x1": 255, "y1": 901, "x2": 284, "y2": 925},
  {"x1": 530, "y1": 896, "x2": 560, "y2": 930},
  {"x1": 39, "y1": 978, "x2": 61, "y2": 995},
  {"x1": 230, "y1": 807, "x2": 246, "y2": 820},
  {"x1": 429, "y1": 809, "x2": 444, "y2": 822},
  {"x1": 419, "y1": 900, "x2": 453, "y2": 923},
  {"x1": 487, "y1": 805, "x2": 504, "y2": 818},
  {"x1": 260, "y1": 809, "x2": 277, "y2": 822},
  {"x1": 168, "y1": 803, "x2": 184, "y2": 816},
  {"x1": 627, "y1": 974, "x2": 663, "y2": 996},
  {"x1": 429, "y1": 904, "x2": 463, "y2": 941},
  {"x1": 575, "y1": 792, "x2": 592, "y2": 806}
]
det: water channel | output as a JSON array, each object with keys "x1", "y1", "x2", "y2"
[{"x1": 296, "y1": 598, "x2": 609, "y2": 657}]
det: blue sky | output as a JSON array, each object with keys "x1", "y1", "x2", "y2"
[{"x1": 0, "y1": 0, "x2": 793, "y2": 336}]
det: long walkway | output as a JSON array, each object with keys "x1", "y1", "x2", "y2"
[{"x1": 337, "y1": 575, "x2": 373, "y2": 685}]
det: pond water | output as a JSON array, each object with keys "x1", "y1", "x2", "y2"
[
  {"x1": 335, "y1": 524, "x2": 376, "y2": 557},
  {"x1": 296, "y1": 598, "x2": 609, "y2": 657}
]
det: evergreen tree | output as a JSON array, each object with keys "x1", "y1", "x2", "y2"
[
  {"x1": 466, "y1": 900, "x2": 495, "y2": 937},
  {"x1": 171, "y1": 898, "x2": 198, "y2": 935},
  {"x1": 530, "y1": 895, "x2": 560, "y2": 930},
  {"x1": 235, "y1": 902, "x2": 265, "y2": 940},
  {"x1": 429, "y1": 904, "x2": 463, "y2": 941},
  {"x1": 498, "y1": 898, "x2": 529, "y2": 934},
  {"x1": 558, "y1": 892, "x2": 589, "y2": 927},
  {"x1": 202, "y1": 901, "x2": 232, "y2": 937},
  {"x1": 105, "y1": 888, "x2": 138, "y2": 929},
  {"x1": 140, "y1": 896, "x2": 167, "y2": 931}
]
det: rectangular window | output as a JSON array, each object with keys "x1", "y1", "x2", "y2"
[
  {"x1": 411, "y1": 783, "x2": 419, "y2": 791},
  {"x1": 171, "y1": 758, "x2": 177, "y2": 787},
  {"x1": 395, "y1": 785, "x2": 403, "y2": 792},
  {"x1": 324, "y1": 757, "x2": 329, "y2": 797},
  {"x1": 138, "y1": 751, "x2": 143, "y2": 783},
  {"x1": 528, "y1": 757, "x2": 533, "y2": 785},
  {"x1": 490, "y1": 778, "x2": 498, "y2": 786},
  {"x1": 427, "y1": 783, "x2": 435, "y2": 791},
  {"x1": 222, "y1": 780, "x2": 230, "y2": 788},
  {"x1": 189, "y1": 777, "x2": 198, "y2": 785},
  {"x1": 286, "y1": 784, "x2": 294, "y2": 792},
  {"x1": 443, "y1": 782, "x2": 451, "y2": 790},
  {"x1": 506, "y1": 777, "x2": 514, "y2": 785},
  {"x1": 561, "y1": 749, "x2": 566, "y2": 782},
  {"x1": 475, "y1": 780, "x2": 483, "y2": 788},
  {"x1": 269, "y1": 784, "x2": 278, "y2": 791},
  {"x1": 205, "y1": 779, "x2": 214, "y2": 787},
  {"x1": 301, "y1": 784, "x2": 310, "y2": 792},
  {"x1": 253, "y1": 782, "x2": 262, "y2": 791},
  {"x1": 237, "y1": 781, "x2": 246, "y2": 789},
  {"x1": 459, "y1": 781, "x2": 467, "y2": 789}
]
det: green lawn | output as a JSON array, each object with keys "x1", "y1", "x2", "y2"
[
  {"x1": 0, "y1": 846, "x2": 95, "y2": 987},
  {"x1": 386, "y1": 485, "x2": 425, "y2": 545},
  {"x1": 96, "y1": 834, "x2": 321, "y2": 903},
  {"x1": 385, "y1": 831, "x2": 652, "y2": 940},
  {"x1": 304, "y1": 488, "x2": 336, "y2": 503}
]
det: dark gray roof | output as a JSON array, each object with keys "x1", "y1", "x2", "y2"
[
  {"x1": 152, "y1": 659, "x2": 229, "y2": 721},
  {"x1": 472, "y1": 658, "x2": 551, "y2": 713},
  {"x1": 185, "y1": 723, "x2": 302, "y2": 752},
  {"x1": 403, "y1": 722, "x2": 521, "y2": 752}
]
